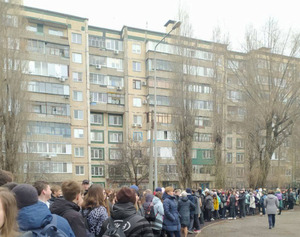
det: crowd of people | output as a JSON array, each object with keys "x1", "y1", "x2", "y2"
[{"x1": 0, "y1": 169, "x2": 299, "y2": 237}]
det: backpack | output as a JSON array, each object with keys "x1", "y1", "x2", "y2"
[
  {"x1": 20, "y1": 215, "x2": 68, "y2": 237},
  {"x1": 102, "y1": 217, "x2": 130, "y2": 237},
  {"x1": 82, "y1": 208, "x2": 97, "y2": 237},
  {"x1": 143, "y1": 202, "x2": 156, "y2": 222}
]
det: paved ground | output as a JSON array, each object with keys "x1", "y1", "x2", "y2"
[{"x1": 196, "y1": 206, "x2": 300, "y2": 237}]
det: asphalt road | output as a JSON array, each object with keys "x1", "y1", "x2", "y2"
[{"x1": 197, "y1": 206, "x2": 300, "y2": 237}]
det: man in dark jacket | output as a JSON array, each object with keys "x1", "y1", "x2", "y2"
[
  {"x1": 238, "y1": 189, "x2": 246, "y2": 218},
  {"x1": 204, "y1": 191, "x2": 213, "y2": 222},
  {"x1": 12, "y1": 184, "x2": 75, "y2": 237},
  {"x1": 100, "y1": 187, "x2": 153, "y2": 236},
  {"x1": 50, "y1": 180, "x2": 87, "y2": 237}
]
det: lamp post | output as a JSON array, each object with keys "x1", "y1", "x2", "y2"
[{"x1": 153, "y1": 21, "x2": 181, "y2": 189}]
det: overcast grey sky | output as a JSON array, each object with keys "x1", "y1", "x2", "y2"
[{"x1": 24, "y1": 0, "x2": 300, "y2": 50}]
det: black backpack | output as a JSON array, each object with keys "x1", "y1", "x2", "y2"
[
  {"x1": 102, "y1": 217, "x2": 131, "y2": 237},
  {"x1": 143, "y1": 202, "x2": 156, "y2": 222},
  {"x1": 20, "y1": 215, "x2": 68, "y2": 237}
]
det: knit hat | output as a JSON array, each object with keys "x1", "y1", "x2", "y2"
[
  {"x1": 181, "y1": 191, "x2": 188, "y2": 197},
  {"x1": 82, "y1": 180, "x2": 89, "y2": 185},
  {"x1": 12, "y1": 184, "x2": 39, "y2": 209},
  {"x1": 155, "y1": 187, "x2": 162, "y2": 192},
  {"x1": 116, "y1": 187, "x2": 136, "y2": 204},
  {"x1": 130, "y1": 185, "x2": 139, "y2": 192},
  {"x1": 186, "y1": 188, "x2": 192, "y2": 194}
]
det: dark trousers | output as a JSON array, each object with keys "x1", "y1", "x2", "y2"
[
  {"x1": 206, "y1": 209, "x2": 212, "y2": 221},
  {"x1": 199, "y1": 211, "x2": 205, "y2": 224},
  {"x1": 188, "y1": 214, "x2": 194, "y2": 231},
  {"x1": 239, "y1": 204, "x2": 246, "y2": 217},
  {"x1": 192, "y1": 214, "x2": 201, "y2": 230},
  {"x1": 268, "y1": 214, "x2": 275, "y2": 228},
  {"x1": 230, "y1": 207, "x2": 236, "y2": 218},
  {"x1": 166, "y1": 231, "x2": 180, "y2": 237},
  {"x1": 153, "y1": 229, "x2": 161, "y2": 237}
]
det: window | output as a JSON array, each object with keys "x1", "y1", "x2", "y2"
[
  {"x1": 236, "y1": 153, "x2": 244, "y2": 163},
  {"x1": 226, "y1": 153, "x2": 232, "y2": 163},
  {"x1": 91, "y1": 148, "x2": 104, "y2": 160},
  {"x1": 161, "y1": 165, "x2": 177, "y2": 174},
  {"x1": 73, "y1": 91, "x2": 83, "y2": 101},
  {"x1": 31, "y1": 102, "x2": 70, "y2": 116},
  {"x1": 236, "y1": 168, "x2": 244, "y2": 177},
  {"x1": 133, "y1": 80, "x2": 141, "y2": 89},
  {"x1": 26, "y1": 25, "x2": 37, "y2": 32},
  {"x1": 192, "y1": 149, "x2": 197, "y2": 159},
  {"x1": 90, "y1": 113, "x2": 103, "y2": 125},
  {"x1": 133, "y1": 98, "x2": 142, "y2": 107},
  {"x1": 226, "y1": 137, "x2": 232, "y2": 149},
  {"x1": 91, "y1": 130, "x2": 104, "y2": 143},
  {"x1": 49, "y1": 29, "x2": 63, "y2": 37},
  {"x1": 133, "y1": 115, "x2": 142, "y2": 125},
  {"x1": 133, "y1": 132, "x2": 143, "y2": 142},
  {"x1": 74, "y1": 110, "x2": 83, "y2": 120},
  {"x1": 73, "y1": 72, "x2": 82, "y2": 82},
  {"x1": 74, "y1": 147, "x2": 84, "y2": 157},
  {"x1": 109, "y1": 132, "x2": 123, "y2": 143},
  {"x1": 75, "y1": 166, "x2": 84, "y2": 175},
  {"x1": 72, "y1": 53, "x2": 82, "y2": 63},
  {"x1": 110, "y1": 148, "x2": 122, "y2": 160},
  {"x1": 27, "y1": 61, "x2": 68, "y2": 78},
  {"x1": 27, "y1": 122, "x2": 71, "y2": 137},
  {"x1": 236, "y1": 138, "x2": 244, "y2": 149},
  {"x1": 108, "y1": 114, "x2": 122, "y2": 126},
  {"x1": 88, "y1": 35, "x2": 105, "y2": 48},
  {"x1": 203, "y1": 150, "x2": 213, "y2": 159},
  {"x1": 71, "y1": 33, "x2": 82, "y2": 44},
  {"x1": 195, "y1": 116, "x2": 211, "y2": 128},
  {"x1": 193, "y1": 133, "x2": 212, "y2": 142},
  {"x1": 132, "y1": 43, "x2": 141, "y2": 54},
  {"x1": 132, "y1": 61, "x2": 141, "y2": 72},
  {"x1": 74, "y1": 129, "x2": 84, "y2": 138},
  {"x1": 91, "y1": 165, "x2": 104, "y2": 177}
]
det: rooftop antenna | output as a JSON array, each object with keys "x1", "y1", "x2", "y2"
[{"x1": 145, "y1": 21, "x2": 148, "y2": 41}]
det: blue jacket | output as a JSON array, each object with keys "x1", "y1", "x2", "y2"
[
  {"x1": 152, "y1": 196, "x2": 164, "y2": 230},
  {"x1": 178, "y1": 197, "x2": 195, "y2": 226},
  {"x1": 18, "y1": 201, "x2": 75, "y2": 237},
  {"x1": 162, "y1": 194, "x2": 180, "y2": 232}
]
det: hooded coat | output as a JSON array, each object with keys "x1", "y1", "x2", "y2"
[
  {"x1": 162, "y1": 194, "x2": 181, "y2": 232},
  {"x1": 18, "y1": 201, "x2": 75, "y2": 237},
  {"x1": 264, "y1": 194, "x2": 279, "y2": 215},
  {"x1": 178, "y1": 196, "x2": 195, "y2": 227},
  {"x1": 152, "y1": 196, "x2": 164, "y2": 230},
  {"x1": 50, "y1": 198, "x2": 87, "y2": 237},
  {"x1": 99, "y1": 202, "x2": 153, "y2": 236}
]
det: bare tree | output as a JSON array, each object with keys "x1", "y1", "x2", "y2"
[
  {"x1": 0, "y1": 0, "x2": 28, "y2": 182},
  {"x1": 108, "y1": 139, "x2": 149, "y2": 187},
  {"x1": 229, "y1": 19, "x2": 300, "y2": 187}
]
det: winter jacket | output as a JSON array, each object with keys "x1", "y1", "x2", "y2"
[
  {"x1": 245, "y1": 193, "x2": 250, "y2": 204},
  {"x1": 264, "y1": 194, "x2": 279, "y2": 215},
  {"x1": 192, "y1": 194, "x2": 201, "y2": 215},
  {"x1": 50, "y1": 197, "x2": 87, "y2": 237},
  {"x1": 152, "y1": 196, "x2": 164, "y2": 230},
  {"x1": 213, "y1": 197, "x2": 219, "y2": 211},
  {"x1": 162, "y1": 194, "x2": 181, "y2": 232},
  {"x1": 249, "y1": 195, "x2": 256, "y2": 209},
  {"x1": 187, "y1": 194, "x2": 196, "y2": 216},
  {"x1": 82, "y1": 205, "x2": 108, "y2": 236},
  {"x1": 275, "y1": 192, "x2": 283, "y2": 208},
  {"x1": 178, "y1": 196, "x2": 195, "y2": 227},
  {"x1": 18, "y1": 201, "x2": 75, "y2": 237},
  {"x1": 99, "y1": 202, "x2": 153, "y2": 237},
  {"x1": 229, "y1": 195, "x2": 236, "y2": 208},
  {"x1": 238, "y1": 192, "x2": 246, "y2": 205},
  {"x1": 204, "y1": 195, "x2": 213, "y2": 210}
]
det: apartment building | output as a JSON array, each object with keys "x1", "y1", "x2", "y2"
[{"x1": 18, "y1": 5, "x2": 297, "y2": 188}]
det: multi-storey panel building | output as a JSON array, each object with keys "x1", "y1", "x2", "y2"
[{"x1": 16, "y1": 5, "x2": 298, "y2": 188}]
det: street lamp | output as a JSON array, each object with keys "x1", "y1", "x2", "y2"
[{"x1": 153, "y1": 21, "x2": 181, "y2": 189}]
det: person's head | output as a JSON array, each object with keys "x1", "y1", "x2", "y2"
[
  {"x1": 0, "y1": 188, "x2": 18, "y2": 237},
  {"x1": 155, "y1": 191, "x2": 163, "y2": 201},
  {"x1": 181, "y1": 191, "x2": 187, "y2": 197},
  {"x1": 155, "y1": 187, "x2": 162, "y2": 193},
  {"x1": 268, "y1": 190, "x2": 275, "y2": 195},
  {"x1": 82, "y1": 184, "x2": 106, "y2": 209},
  {"x1": 0, "y1": 170, "x2": 13, "y2": 187},
  {"x1": 116, "y1": 187, "x2": 136, "y2": 204},
  {"x1": 186, "y1": 188, "x2": 192, "y2": 194},
  {"x1": 33, "y1": 181, "x2": 52, "y2": 202},
  {"x1": 11, "y1": 184, "x2": 38, "y2": 209},
  {"x1": 82, "y1": 180, "x2": 90, "y2": 191},
  {"x1": 62, "y1": 181, "x2": 82, "y2": 205},
  {"x1": 51, "y1": 184, "x2": 62, "y2": 198},
  {"x1": 165, "y1": 186, "x2": 174, "y2": 196},
  {"x1": 174, "y1": 189, "x2": 181, "y2": 196},
  {"x1": 1, "y1": 182, "x2": 18, "y2": 191},
  {"x1": 144, "y1": 189, "x2": 152, "y2": 196}
]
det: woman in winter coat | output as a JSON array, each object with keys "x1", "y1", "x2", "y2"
[
  {"x1": 264, "y1": 190, "x2": 279, "y2": 229},
  {"x1": 249, "y1": 192, "x2": 256, "y2": 215},
  {"x1": 162, "y1": 186, "x2": 181, "y2": 237},
  {"x1": 275, "y1": 188, "x2": 283, "y2": 215},
  {"x1": 81, "y1": 184, "x2": 109, "y2": 236},
  {"x1": 212, "y1": 193, "x2": 219, "y2": 220},
  {"x1": 151, "y1": 195, "x2": 164, "y2": 237},
  {"x1": 204, "y1": 191, "x2": 213, "y2": 221},
  {"x1": 178, "y1": 191, "x2": 195, "y2": 237}
]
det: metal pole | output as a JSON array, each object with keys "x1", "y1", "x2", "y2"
[{"x1": 153, "y1": 22, "x2": 181, "y2": 189}]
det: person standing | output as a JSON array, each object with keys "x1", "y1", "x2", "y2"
[
  {"x1": 264, "y1": 190, "x2": 279, "y2": 229},
  {"x1": 204, "y1": 191, "x2": 213, "y2": 221},
  {"x1": 33, "y1": 181, "x2": 52, "y2": 208},
  {"x1": 275, "y1": 188, "x2": 283, "y2": 215},
  {"x1": 178, "y1": 191, "x2": 195, "y2": 237},
  {"x1": 162, "y1": 186, "x2": 181, "y2": 237},
  {"x1": 238, "y1": 189, "x2": 246, "y2": 218}
]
